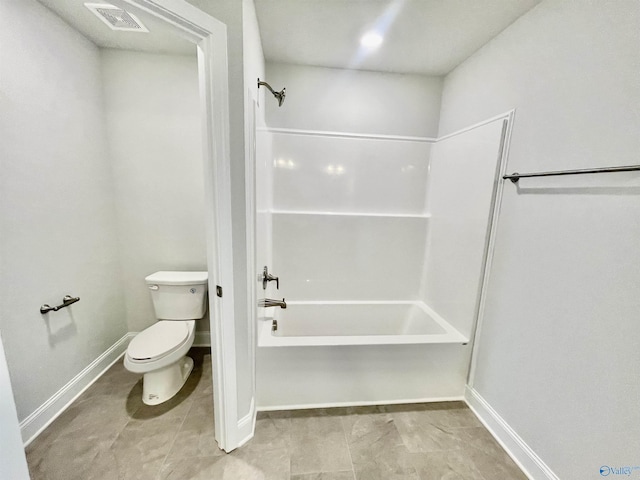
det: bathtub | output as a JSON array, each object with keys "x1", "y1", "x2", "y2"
[{"x1": 258, "y1": 301, "x2": 468, "y2": 347}]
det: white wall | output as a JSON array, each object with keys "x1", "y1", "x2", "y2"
[
  {"x1": 101, "y1": 49, "x2": 209, "y2": 334},
  {"x1": 265, "y1": 63, "x2": 443, "y2": 137},
  {"x1": 240, "y1": 0, "x2": 266, "y2": 421},
  {"x1": 0, "y1": 0, "x2": 127, "y2": 421},
  {"x1": 243, "y1": 0, "x2": 266, "y2": 129},
  {"x1": 440, "y1": 1, "x2": 640, "y2": 479},
  {"x1": 0, "y1": 334, "x2": 29, "y2": 479},
  {"x1": 187, "y1": 0, "x2": 264, "y2": 423}
]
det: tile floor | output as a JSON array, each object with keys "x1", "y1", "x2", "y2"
[{"x1": 25, "y1": 347, "x2": 527, "y2": 480}]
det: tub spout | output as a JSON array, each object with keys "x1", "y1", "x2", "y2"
[{"x1": 258, "y1": 298, "x2": 287, "y2": 309}]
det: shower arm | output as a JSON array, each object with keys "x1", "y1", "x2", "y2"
[
  {"x1": 257, "y1": 79, "x2": 278, "y2": 96},
  {"x1": 257, "y1": 78, "x2": 286, "y2": 107}
]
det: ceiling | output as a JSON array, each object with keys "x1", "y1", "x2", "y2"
[
  {"x1": 37, "y1": 0, "x2": 194, "y2": 55},
  {"x1": 37, "y1": 1, "x2": 541, "y2": 75},
  {"x1": 255, "y1": 0, "x2": 541, "y2": 75}
]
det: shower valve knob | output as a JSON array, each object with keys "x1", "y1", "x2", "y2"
[{"x1": 261, "y1": 266, "x2": 279, "y2": 290}]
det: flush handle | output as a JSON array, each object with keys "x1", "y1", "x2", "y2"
[{"x1": 148, "y1": 285, "x2": 159, "y2": 291}]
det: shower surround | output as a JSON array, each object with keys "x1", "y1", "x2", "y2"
[{"x1": 255, "y1": 63, "x2": 507, "y2": 409}]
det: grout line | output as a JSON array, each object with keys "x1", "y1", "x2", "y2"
[
  {"x1": 339, "y1": 416, "x2": 358, "y2": 480},
  {"x1": 159, "y1": 410, "x2": 189, "y2": 472}
]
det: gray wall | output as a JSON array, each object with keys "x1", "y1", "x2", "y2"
[
  {"x1": 0, "y1": 0, "x2": 213, "y2": 427},
  {"x1": 0, "y1": 0, "x2": 127, "y2": 421},
  {"x1": 101, "y1": 49, "x2": 209, "y2": 334},
  {"x1": 439, "y1": 1, "x2": 640, "y2": 478}
]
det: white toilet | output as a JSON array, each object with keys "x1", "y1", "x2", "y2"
[{"x1": 124, "y1": 271, "x2": 208, "y2": 405}]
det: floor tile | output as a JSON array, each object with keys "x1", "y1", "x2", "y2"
[
  {"x1": 454, "y1": 428, "x2": 528, "y2": 480},
  {"x1": 25, "y1": 351, "x2": 527, "y2": 480},
  {"x1": 342, "y1": 412, "x2": 419, "y2": 480},
  {"x1": 104, "y1": 415, "x2": 184, "y2": 479},
  {"x1": 291, "y1": 472, "x2": 355, "y2": 480},
  {"x1": 159, "y1": 447, "x2": 289, "y2": 480},
  {"x1": 289, "y1": 410, "x2": 352, "y2": 475},
  {"x1": 158, "y1": 455, "x2": 224, "y2": 480},
  {"x1": 386, "y1": 403, "x2": 484, "y2": 461},
  {"x1": 242, "y1": 411, "x2": 291, "y2": 454},
  {"x1": 26, "y1": 430, "x2": 114, "y2": 480},
  {"x1": 409, "y1": 450, "x2": 485, "y2": 480},
  {"x1": 385, "y1": 403, "x2": 481, "y2": 430},
  {"x1": 165, "y1": 408, "x2": 223, "y2": 460},
  {"x1": 391, "y1": 410, "x2": 464, "y2": 453}
]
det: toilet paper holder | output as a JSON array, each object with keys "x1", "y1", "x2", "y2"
[{"x1": 40, "y1": 295, "x2": 80, "y2": 314}]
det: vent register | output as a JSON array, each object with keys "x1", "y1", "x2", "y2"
[{"x1": 84, "y1": 3, "x2": 149, "y2": 32}]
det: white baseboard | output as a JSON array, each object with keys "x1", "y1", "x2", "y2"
[
  {"x1": 257, "y1": 395, "x2": 465, "y2": 412},
  {"x1": 464, "y1": 386, "x2": 559, "y2": 480},
  {"x1": 20, "y1": 333, "x2": 133, "y2": 447},
  {"x1": 236, "y1": 397, "x2": 257, "y2": 450},
  {"x1": 21, "y1": 331, "x2": 211, "y2": 446}
]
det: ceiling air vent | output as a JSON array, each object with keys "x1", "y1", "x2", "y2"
[{"x1": 84, "y1": 3, "x2": 149, "y2": 32}]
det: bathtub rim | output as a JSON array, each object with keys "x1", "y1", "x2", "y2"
[{"x1": 258, "y1": 300, "x2": 469, "y2": 347}]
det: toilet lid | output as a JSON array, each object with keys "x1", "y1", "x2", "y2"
[{"x1": 128, "y1": 322, "x2": 190, "y2": 360}]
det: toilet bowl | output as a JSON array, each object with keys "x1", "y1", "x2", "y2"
[
  {"x1": 125, "y1": 320, "x2": 196, "y2": 405},
  {"x1": 124, "y1": 271, "x2": 207, "y2": 405}
]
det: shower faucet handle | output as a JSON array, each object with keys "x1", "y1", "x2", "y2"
[{"x1": 261, "y1": 266, "x2": 279, "y2": 290}]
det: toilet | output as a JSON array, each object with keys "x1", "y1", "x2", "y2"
[{"x1": 124, "y1": 271, "x2": 208, "y2": 405}]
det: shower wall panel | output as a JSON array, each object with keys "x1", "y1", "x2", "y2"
[
  {"x1": 421, "y1": 119, "x2": 506, "y2": 336},
  {"x1": 269, "y1": 133, "x2": 431, "y2": 301},
  {"x1": 271, "y1": 134, "x2": 431, "y2": 215},
  {"x1": 256, "y1": 130, "x2": 274, "y2": 297},
  {"x1": 273, "y1": 213, "x2": 427, "y2": 300}
]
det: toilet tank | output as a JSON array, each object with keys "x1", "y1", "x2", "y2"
[{"x1": 145, "y1": 271, "x2": 208, "y2": 320}]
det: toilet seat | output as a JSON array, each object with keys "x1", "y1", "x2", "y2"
[
  {"x1": 128, "y1": 321, "x2": 191, "y2": 362},
  {"x1": 125, "y1": 319, "x2": 195, "y2": 374}
]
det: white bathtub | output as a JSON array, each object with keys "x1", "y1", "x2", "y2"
[{"x1": 258, "y1": 301, "x2": 468, "y2": 347}]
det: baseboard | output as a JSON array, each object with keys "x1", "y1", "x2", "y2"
[
  {"x1": 193, "y1": 331, "x2": 211, "y2": 347},
  {"x1": 236, "y1": 396, "x2": 257, "y2": 450},
  {"x1": 464, "y1": 386, "x2": 559, "y2": 480},
  {"x1": 257, "y1": 395, "x2": 465, "y2": 412},
  {"x1": 21, "y1": 330, "x2": 211, "y2": 447},
  {"x1": 20, "y1": 333, "x2": 134, "y2": 447}
]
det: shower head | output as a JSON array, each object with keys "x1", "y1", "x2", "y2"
[
  {"x1": 274, "y1": 88, "x2": 286, "y2": 107},
  {"x1": 257, "y1": 79, "x2": 286, "y2": 107}
]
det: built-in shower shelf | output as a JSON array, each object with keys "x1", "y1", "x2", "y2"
[{"x1": 268, "y1": 209, "x2": 430, "y2": 219}]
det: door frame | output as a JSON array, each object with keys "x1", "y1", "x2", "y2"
[{"x1": 120, "y1": 0, "x2": 242, "y2": 451}]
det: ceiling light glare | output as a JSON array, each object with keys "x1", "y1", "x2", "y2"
[{"x1": 360, "y1": 31, "x2": 383, "y2": 49}]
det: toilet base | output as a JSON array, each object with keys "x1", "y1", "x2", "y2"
[{"x1": 142, "y1": 356, "x2": 194, "y2": 405}]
